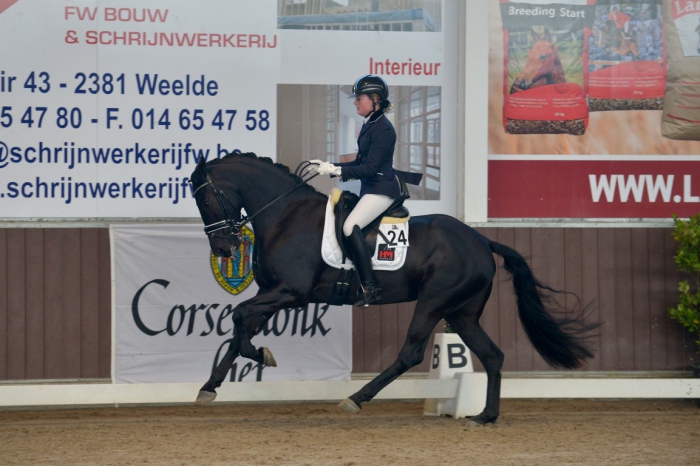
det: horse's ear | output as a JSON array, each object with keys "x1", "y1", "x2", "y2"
[
  {"x1": 195, "y1": 155, "x2": 207, "y2": 176},
  {"x1": 543, "y1": 27, "x2": 552, "y2": 42},
  {"x1": 531, "y1": 27, "x2": 541, "y2": 42},
  {"x1": 191, "y1": 155, "x2": 207, "y2": 185}
]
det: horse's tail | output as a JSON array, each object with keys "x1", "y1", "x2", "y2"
[{"x1": 488, "y1": 240, "x2": 599, "y2": 369}]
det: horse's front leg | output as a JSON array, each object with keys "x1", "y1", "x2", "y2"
[
  {"x1": 196, "y1": 309, "x2": 278, "y2": 404},
  {"x1": 233, "y1": 311, "x2": 277, "y2": 367},
  {"x1": 231, "y1": 289, "x2": 301, "y2": 366},
  {"x1": 196, "y1": 336, "x2": 241, "y2": 404}
]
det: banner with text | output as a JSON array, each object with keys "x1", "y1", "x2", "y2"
[
  {"x1": 112, "y1": 224, "x2": 352, "y2": 383},
  {"x1": 0, "y1": 0, "x2": 455, "y2": 218}
]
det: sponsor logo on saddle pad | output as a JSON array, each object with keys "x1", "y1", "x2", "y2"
[
  {"x1": 377, "y1": 243, "x2": 395, "y2": 261},
  {"x1": 210, "y1": 225, "x2": 255, "y2": 295}
]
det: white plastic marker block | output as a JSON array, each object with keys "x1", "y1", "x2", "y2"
[
  {"x1": 423, "y1": 333, "x2": 474, "y2": 416},
  {"x1": 442, "y1": 372, "x2": 488, "y2": 418}
]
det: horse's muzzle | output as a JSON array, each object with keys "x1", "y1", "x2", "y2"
[
  {"x1": 511, "y1": 79, "x2": 530, "y2": 92},
  {"x1": 212, "y1": 245, "x2": 241, "y2": 259},
  {"x1": 209, "y1": 233, "x2": 241, "y2": 258}
]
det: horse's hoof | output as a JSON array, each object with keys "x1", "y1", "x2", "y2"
[
  {"x1": 338, "y1": 398, "x2": 361, "y2": 413},
  {"x1": 195, "y1": 390, "x2": 217, "y2": 404},
  {"x1": 263, "y1": 347, "x2": 277, "y2": 367},
  {"x1": 468, "y1": 414, "x2": 495, "y2": 427}
]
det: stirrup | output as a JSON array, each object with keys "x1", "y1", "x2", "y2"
[{"x1": 355, "y1": 284, "x2": 382, "y2": 307}]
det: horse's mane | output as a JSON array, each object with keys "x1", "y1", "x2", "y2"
[{"x1": 209, "y1": 152, "x2": 323, "y2": 196}]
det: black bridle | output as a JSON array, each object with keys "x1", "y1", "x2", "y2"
[{"x1": 191, "y1": 161, "x2": 319, "y2": 241}]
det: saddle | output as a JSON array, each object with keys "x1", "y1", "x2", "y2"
[
  {"x1": 323, "y1": 173, "x2": 417, "y2": 305},
  {"x1": 332, "y1": 186, "x2": 409, "y2": 261}
]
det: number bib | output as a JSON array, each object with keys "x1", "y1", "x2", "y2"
[{"x1": 372, "y1": 222, "x2": 409, "y2": 271}]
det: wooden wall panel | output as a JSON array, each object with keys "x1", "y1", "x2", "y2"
[
  {"x1": 0, "y1": 226, "x2": 695, "y2": 381},
  {"x1": 514, "y1": 228, "x2": 533, "y2": 371},
  {"x1": 0, "y1": 228, "x2": 111, "y2": 381},
  {"x1": 0, "y1": 229, "x2": 6, "y2": 380},
  {"x1": 43, "y1": 230, "x2": 64, "y2": 379},
  {"x1": 580, "y1": 229, "x2": 600, "y2": 371},
  {"x1": 25, "y1": 229, "x2": 45, "y2": 380},
  {"x1": 379, "y1": 303, "x2": 399, "y2": 370},
  {"x1": 615, "y1": 229, "x2": 635, "y2": 370},
  {"x1": 6, "y1": 230, "x2": 26, "y2": 380},
  {"x1": 528, "y1": 228, "x2": 552, "y2": 372},
  {"x1": 597, "y1": 229, "x2": 618, "y2": 371},
  {"x1": 62, "y1": 229, "x2": 82, "y2": 379},
  {"x1": 352, "y1": 304, "x2": 365, "y2": 373},
  {"x1": 631, "y1": 229, "x2": 651, "y2": 370},
  {"x1": 80, "y1": 229, "x2": 100, "y2": 378},
  {"x1": 649, "y1": 228, "x2": 669, "y2": 371},
  {"x1": 98, "y1": 229, "x2": 112, "y2": 378}
]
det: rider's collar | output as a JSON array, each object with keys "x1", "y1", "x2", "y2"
[{"x1": 365, "y1": 111, "x2": 384, "y2": 124}]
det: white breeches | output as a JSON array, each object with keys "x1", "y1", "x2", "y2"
[{"x1": 343, "y1": 194, "x2": 394, "y2": 237}]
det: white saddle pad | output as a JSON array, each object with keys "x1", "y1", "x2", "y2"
[{"x1": 321, "y1": 191, "x2": 409, "y2": 272}]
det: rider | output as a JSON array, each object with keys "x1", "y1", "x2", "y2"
[
  {"x1": 311, "y1": 74, "x2": 399, "y2": 307},
  {"x1": 609, "y1": 4, "x2": 631, "y2": 40}
]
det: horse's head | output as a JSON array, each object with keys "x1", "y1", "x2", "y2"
[
  {"x1": 190, "y1": 156, "x2": 244, "y2": 258},
  {"x1": 510, "y1": 27, "x2": 564, "y2": 93}
]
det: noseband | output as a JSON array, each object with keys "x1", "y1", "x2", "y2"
[
  {"x1": 191, "y1": 161, "x2": 319, "y2": 241},
  {"x1": 192, "y1": 173, "x2": 245, "y2": 240}
]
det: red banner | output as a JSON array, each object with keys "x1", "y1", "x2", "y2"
[{"x1": 488, "y1": 160, "x2": 700, "y2": 218}]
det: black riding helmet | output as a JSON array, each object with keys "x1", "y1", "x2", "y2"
[{"x1": 350, "y1": 75, "x2": 389, "y2": 101}]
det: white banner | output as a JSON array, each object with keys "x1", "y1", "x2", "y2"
[
  {"x1": 112, "y1": 223, "x2": 352, "y2": 383},
  {"x1": 0, "y1": 0, "x2": 456, "y2": 218}
]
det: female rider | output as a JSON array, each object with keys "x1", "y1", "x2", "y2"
[{"x1": 311, "y1": 75, "x2": 399, "y2": 307}]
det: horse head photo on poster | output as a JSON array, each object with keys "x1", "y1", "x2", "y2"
[{"x1": 509, "y1": 26, "x2": 566, "y2": 93}]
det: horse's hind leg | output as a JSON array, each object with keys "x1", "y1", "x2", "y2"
[
  {"x1": 446, "y1": 284, "x2": 504, "y2": 425},
  {"x1": 450, "y1": 323, "x2": 503, "y2": 425},
  {"x1": 339, "y1": 303, "x2": 442, "y2": 413}
]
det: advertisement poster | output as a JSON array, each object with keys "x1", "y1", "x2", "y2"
[
  {"x1": 489, "y1": 0, "x2": 700, "y2": 218},
  {"x1": 0, "y1": 0, "x2": 456, "y2": 219},
  {"x1": 112, "y1": 224, "x2": 352, "y2": 383}
]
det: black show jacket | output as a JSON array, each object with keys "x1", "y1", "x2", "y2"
[{"x1": 337, "y1": 110, "x2": 400, "y2": 199}]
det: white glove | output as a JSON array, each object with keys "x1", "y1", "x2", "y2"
[
  {"x1": 306, "y1": 159, "x2": 324, "y2": 174},
  {"x1": 317, "y1": 161, "x2": 341, "y2": 177}
]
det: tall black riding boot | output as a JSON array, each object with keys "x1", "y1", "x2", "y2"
[{"x1": 346, "y1": 225, "x2": 382, "y2": 307}]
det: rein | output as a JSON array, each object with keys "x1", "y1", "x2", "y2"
[{"x1": 193, "y1": 161, "x2": 320, "y2": 239}]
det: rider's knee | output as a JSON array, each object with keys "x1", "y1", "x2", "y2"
[{"x1": 343, "y1": 222, "x2": 357, "y2": 237}]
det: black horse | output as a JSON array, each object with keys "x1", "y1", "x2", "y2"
[{"x1": 189, "y1": 152, "x2": 598, "y2": 425}]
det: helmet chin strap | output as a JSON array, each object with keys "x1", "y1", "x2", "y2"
[{"x1": 361, "y1": 98, "x2": 377, "y2": 118}]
